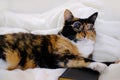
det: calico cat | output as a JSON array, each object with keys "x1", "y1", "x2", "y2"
[
  {"x1": 0, "y1": 10, "x2": 107, "y2": 73},
  {"x1": 58, "y1": 9, "x2": 97, "y2": 58}
]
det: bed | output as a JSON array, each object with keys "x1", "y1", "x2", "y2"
[{"x1": 0, "y1": 0, "x2": 120, "y2": 80}]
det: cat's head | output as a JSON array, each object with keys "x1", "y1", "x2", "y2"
[{"x1": 58, "y1": 9, "x2": 98, "y2": 42}]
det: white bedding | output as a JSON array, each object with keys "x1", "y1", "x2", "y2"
[{"x1": 0, "y1": 0, "x2": 120, "y2": 80}]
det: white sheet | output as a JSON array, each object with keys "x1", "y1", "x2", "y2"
[{"x1": 0, "y1": 0, "x2": 120, "y2": 80}]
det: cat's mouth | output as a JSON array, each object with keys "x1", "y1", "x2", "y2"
[{"x1": 73, "y1": 38, "x2": 85, "y2": 43}]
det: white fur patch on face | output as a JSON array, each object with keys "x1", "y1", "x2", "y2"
[
  {"x1": 0, "y1": 59, "x2": 8, "y2": 69},
  {"x1": 73, "y1": 39, "x2": 95, "y2": 58}
]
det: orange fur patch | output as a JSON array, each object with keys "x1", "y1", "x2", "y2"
[
  {"x1": 18, "y1": 41, "x2": 25, "y2": 50},
  {"x1": 84, "y1": 23, "x2": 96, "y2": 41},
  {"x1": 85, "y1": 31, "x2": 96, "y2": 41},
  {"x1": 59, "y1": 58, "x2": 90, "y2": 68},
  {"x1": 76, "y1": 32, "x2": 85, "y2": 40},
  {"x1": 5, "y1": 34, "x2": 14, "y2": 45},
  {"x1": 5, "y1": 49, "x2": 21, "y2": 70},
  {"x1": 54, "y1": 36, "x2": 80, "y2": 56},
  {"x1": 66, "y1": 58, "x2": 90, "y2": 68},
  {"x1": 22, "y1": 58, "x2": 36, "y2": 70}
]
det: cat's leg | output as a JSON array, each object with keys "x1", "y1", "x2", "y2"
[
  {"x1": 86, "y1": 61, "x2": 107, "y2": 73},
  {"x1": 5, "y1": 49, "x2": 21, "y2": 70},
  {"x1": 21, "y1": 58, "x2": 37, "y2": 70},
  {"x1": 58, "y1": 55, "x2": 107, "y2": 73}
]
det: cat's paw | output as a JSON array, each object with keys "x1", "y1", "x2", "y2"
[
  {"x1": 115, "y1": 60, "x2": 120, "y2": 64},
  {"x1": 88, "y1": 62, "x2": 107, "y2": 73}
]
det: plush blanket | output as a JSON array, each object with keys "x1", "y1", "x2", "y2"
[{"x1": 0, "y1": 0, "x2": 120, "y2": 80}]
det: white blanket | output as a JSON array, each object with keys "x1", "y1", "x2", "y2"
[{"x1": 0, "y1": 0, "x2": 120, "y2": 80}]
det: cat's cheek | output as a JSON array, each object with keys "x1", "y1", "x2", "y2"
[{"x1": 0, "y1": 59, "x2": 8, "y2": 69}]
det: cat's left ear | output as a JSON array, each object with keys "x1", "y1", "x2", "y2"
[
  {"x1": 88, "y1": 12, "x2": 98, "y2": 24},
  {"x1": 64, "y1": 9, "x2": 74, "y2": 22}
]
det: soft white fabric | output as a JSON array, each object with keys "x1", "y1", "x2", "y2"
[
  {"x1": 0, "y1": 68, "x2": 65, "y2": 80},
  {"x1": 0, "y1": 0, "x2": 120, "y2": 80}
]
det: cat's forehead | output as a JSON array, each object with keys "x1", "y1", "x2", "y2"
[
  {"x1": 70, "y1": 18, "x2": 88, "y2": 24},
  {"x1": 72, "y1": 17, "x2": 80, "y2": 21}
]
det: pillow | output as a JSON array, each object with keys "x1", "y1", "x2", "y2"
[{"x1": 0, "y1": 27, "x2": 28, "y2": 34}]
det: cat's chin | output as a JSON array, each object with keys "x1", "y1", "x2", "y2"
[{"x1": 72, "y1": 38, "x2": 95, "y2": 58}]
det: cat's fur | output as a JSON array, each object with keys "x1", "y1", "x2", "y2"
[
  {"x1": 0, "y1": 9, "x2": 107, "y2": 73},
  {"x1": 58, "y1": 9, "x2": 97, "y2": 58}
]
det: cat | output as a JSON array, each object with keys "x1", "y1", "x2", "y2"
[
  {"x1": 58, "y1": 9, "x2": 97, "y2": 58},
  {"x1": 0, "y1": 10, "x2": 107, "y2": 73}
]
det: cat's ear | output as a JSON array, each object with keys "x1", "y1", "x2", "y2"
[
  {"x1": 64, "y1": 9, "x2": 74, "y2": 22},
  {"x1": 88, "y1": 12, "x2": 98, "y2": 24}
]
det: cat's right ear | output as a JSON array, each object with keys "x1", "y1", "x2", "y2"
[
  {"x1": 88, "y1": 12, "x2": 98, "y2": 24},
  {"x1": 64, "y1": 9, "x2": 74, "y2": 22}
]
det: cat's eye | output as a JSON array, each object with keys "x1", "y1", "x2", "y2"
[{"x1": 72, "y1": 21, "x2": 83, "y2": 32}]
